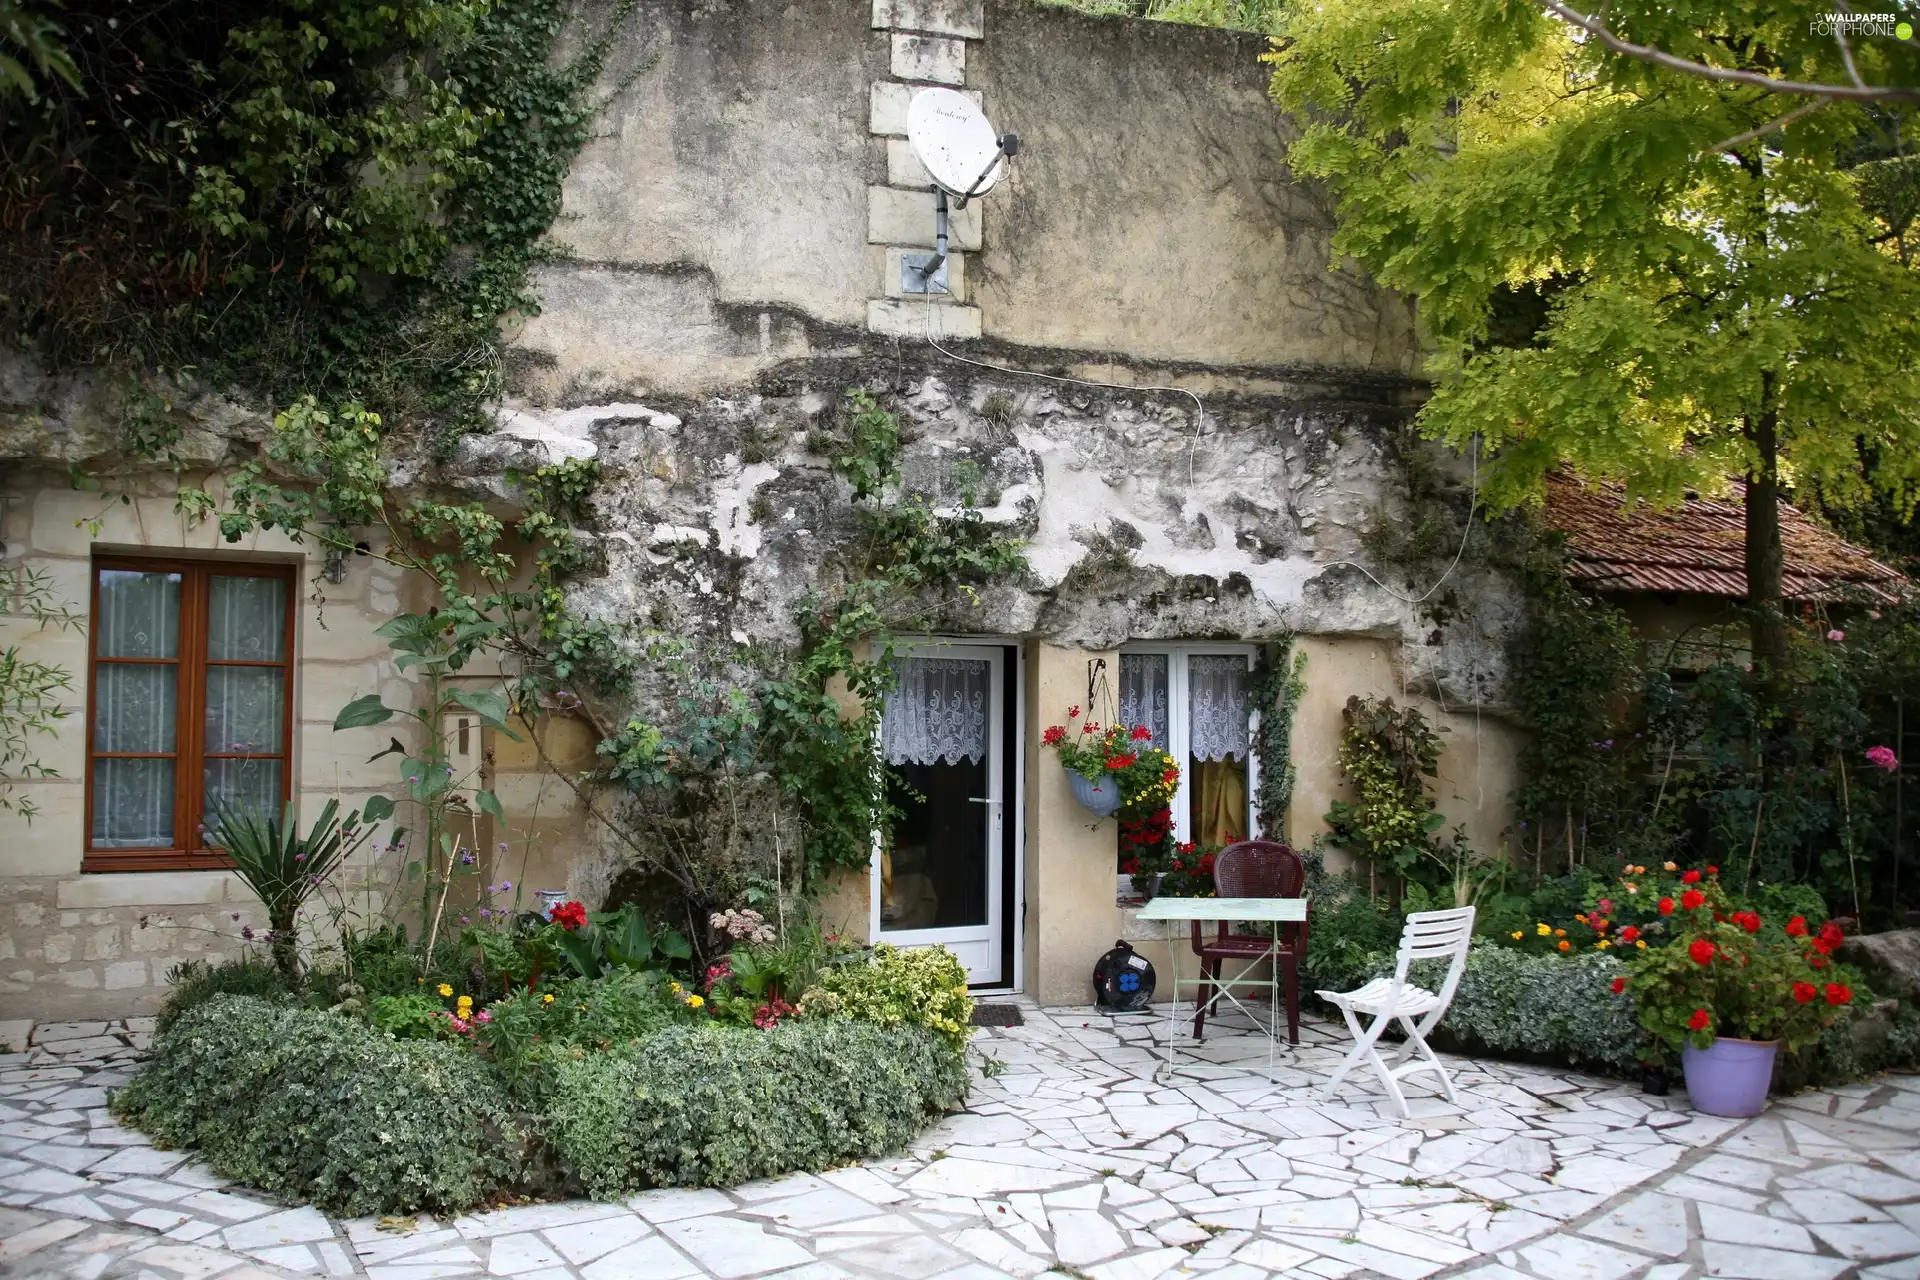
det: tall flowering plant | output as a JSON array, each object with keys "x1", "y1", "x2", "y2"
[{"x1": 1615, "y1": 866, "x2": 1859, "y2": 1052}]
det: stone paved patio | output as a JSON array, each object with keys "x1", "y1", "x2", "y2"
[{"x1": 2, "y1": 1004, "x2": 1918, "y2": 1279}]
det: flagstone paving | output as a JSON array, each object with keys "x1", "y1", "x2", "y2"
[{"x1": 2, "y1": 1005, "x2": 1918, "y2": 1278}]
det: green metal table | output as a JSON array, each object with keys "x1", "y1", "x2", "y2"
[{"x1": 1134, "y1": 895, "x2": 1308, "y2": 1081}]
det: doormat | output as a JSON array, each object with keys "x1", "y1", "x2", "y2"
[{"x1": 971, "y1": 1004, "x2": 1024, "y2": 1028}]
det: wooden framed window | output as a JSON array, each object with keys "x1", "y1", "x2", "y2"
[{"x1": 84, "y1": 557, "x2": 296, "y2": 871}]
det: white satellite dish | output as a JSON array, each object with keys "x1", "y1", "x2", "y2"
[
  {"x1": 901, "y1": 89, "x2": 1018, "y2": 297},
  {"x1": 907, "y1": 87, "x2": 1007, "y2": 199}
]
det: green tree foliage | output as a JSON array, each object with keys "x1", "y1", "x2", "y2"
[
  {"x1": 1, "y1": 0, "x2": 634, "y2": 436},
  {"x1": 1268, "y1": 2, "x2": 1920, "y2": 675}
]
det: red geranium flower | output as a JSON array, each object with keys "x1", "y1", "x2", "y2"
[
  {"x1": 1792, "y1": 982, "x2": 1817, "y2": 1004},
  {"x1": 1610, "y1": 977, "x2": 1627, "y2": 994},
  {"x1": 1681, "y1": 869, "x2": 1701, "y2": 884},
  {"x1": 1658, "y1": 897, "x2": 1676, "y2": 916},
  {"x1": 1618, "y1": 925, "x2": 1640, "y2": 943},
  {"x1": 550, "y1": 900, "x2": 588, "y2": 931},
  {"x1": 1811, "y1": 954, "x2": 1831, "y2": 969},
  {"x1": 1817, "y1": 921, "x2": 1845, "y2": 951},
  {"x1": 1042, "y1": 725, "x2": 1066, "y2": 746},
  {"x1": 1067, "y1": 705, "x2": 1081, "y2": 719},
  {"x1": 1681, "y1": 889, "x2": 1706, "y2": 911},
  {"x1": 1706, "y1": 865, "x2": 1719, "y2": 875},
  {"x1": 1825, "y1": 983, "x2": 1853, "y2": 1006},
  {"x1": 1738, "y1": 912, "x2": 1762, "y2": 934},
  {"x1": 1688, "y1": 1008, "x2": 1712, "y2": 1031},
  {"x1": 1688, "y1": 938, "x2": 1717, "y2": 965},
  {"x1": 1129, "y1": 725, "x2": 1153, "y2": 740},
  {"x1": 1786, "y1": 916, "x2": 1808, "y2": 937}
]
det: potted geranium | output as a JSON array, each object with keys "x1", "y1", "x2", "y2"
[
  {"x1": 1616, "y1": 867, "x2": 1858, "y2": 1118},
  {"x1": 1041, "y1": 706, "x2": 1179, "y2": 820}
]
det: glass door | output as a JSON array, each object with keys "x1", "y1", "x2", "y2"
[{"x1": 874, "y1": 644, "x2": 1005, "y2": 985}]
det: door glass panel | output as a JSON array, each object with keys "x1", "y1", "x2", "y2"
[
  {"x1": 208, "y1": 575, "x2": 288, "y2": 661},
  {"x1": 204, "y1": 666, "x2": 286, "y2": 756},
  {"x1": 884, "y1": 757, "x2": 989, "y2": 930},
  {"x1": 204, "y1": 758, "x2": 283, "y2": 825},
  {"x1": 92, "y1": 758, "x2": 175, "y2": 847},
  {"x1": 97, "y1": 570, "x2": 180, "y2": 658},
  {"x1": 94, "y1": 664, "x2": 179, "y2": 752}
]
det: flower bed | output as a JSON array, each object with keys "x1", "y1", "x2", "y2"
[{"x1": 113, "y1": 928, "x2": 974, "y2": 1215}]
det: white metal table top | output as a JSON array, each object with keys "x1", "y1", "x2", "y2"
[{"x1": 1134, "y1": 896, "x2": 1307, "y2": 922}]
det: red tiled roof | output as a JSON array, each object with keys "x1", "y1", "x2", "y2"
[{"x1": 1541, "y1": 476, "x2": 1909, "y2": 605}]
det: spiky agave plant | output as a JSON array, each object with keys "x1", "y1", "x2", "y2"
[{"x1": 207, "y1": 799, "x2": 379, "y2": 979}]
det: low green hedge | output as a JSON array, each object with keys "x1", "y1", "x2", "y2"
[
  {"x1": 115, "y1": 992, "x2": 969, "y2": 1213},
  {"x1": 542, "y1": 1020, "x2": 969, "y2": 1198},
  {"x1": 114, "y1": 995, "x2": 531, "y2": 1216}
]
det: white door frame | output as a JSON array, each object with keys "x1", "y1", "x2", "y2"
[{"x1": 870, "y1": 638, "x2": 1025, "y2": 992}]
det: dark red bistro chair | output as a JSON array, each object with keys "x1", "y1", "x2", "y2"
[{"x1": 1190, "y1": 840, "x2": 1309, "y2": 1045}]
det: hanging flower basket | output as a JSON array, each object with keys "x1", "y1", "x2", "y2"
[
  {"x1": 1041, "y1": 706, "x2": 1179, "y2": 820},
  {"x1": 1066, "y1": 767, "x2": 1123, "y2": 818}
]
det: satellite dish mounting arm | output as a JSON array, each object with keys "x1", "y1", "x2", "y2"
[{"x1": 915, "y1": 133, "x2": 1019, "y2": 288}]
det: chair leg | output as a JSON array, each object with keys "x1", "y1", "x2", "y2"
[
  {"x1": 1397, "y1": 1014, "x2": 1461, "y2": 1106},
  {"x1": 1192, "y1": 957, "x2": 1219, "y2": 1040},
  {"x1": 1325, "y1": 1003, "x2": 1391, "y2": 1094}
]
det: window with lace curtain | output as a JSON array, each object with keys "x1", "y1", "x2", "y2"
[
  {"x1": 1117, "y1": 646, "x2": 1258, "y2": 854},
  {"x1": 84, "y1": 558, "x2": 296, "y2": 871}
]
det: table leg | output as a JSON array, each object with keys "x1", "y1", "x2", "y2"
[{"x1": 1164, "y1": 917, "x2": 1177, "y2": 1081}]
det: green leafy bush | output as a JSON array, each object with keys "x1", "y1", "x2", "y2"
[
  {"x1": 541, "y1": 1020, "x2": 966, "y2": 1198},
  {"x1": 477, "y1": 973, "x2": 687, "y2": 1091},
  {"x1": 155, "y1": 956, "x2": 300, "y2": 1034},
  {"x1": 803, "y1": 943, "x2": 974, "y2": 1050},
  {"x1": 114, "y1": 995, "x2": 530, "y2": 1216},
  {"x1": 1420, "y1": 943, "x2": 1640, "y2": 1073}
]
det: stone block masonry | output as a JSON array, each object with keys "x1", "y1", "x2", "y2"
[{"x1": 866, "y1": 0, "x2": 984, "y2": 334}]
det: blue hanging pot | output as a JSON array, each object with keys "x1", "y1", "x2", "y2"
[{"x1": 1067, "y1": 767, "x2": 1123, "y2": 818}]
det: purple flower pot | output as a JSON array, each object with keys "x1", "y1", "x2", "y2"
[
  {"x1": 1067, "y1": 768, "x2": 1122, "y2": 818},
  {"x1": 1682, "y1": 1037, "x2": 1779, "y2": 1118}
]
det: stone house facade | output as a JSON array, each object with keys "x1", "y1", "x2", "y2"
[{"x1": 0, "y1": 0, "x2": 1526, "y2": 1016}]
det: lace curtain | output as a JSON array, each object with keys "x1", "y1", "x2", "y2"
[
  {"x1": 1118, "y1": 653, "x2": 1170, "y2": 750},
  {"x1": 881, "y1": 657, "x2": 990, "y2": 766},
  {"x1": 1188, "y1": 655, "x2": 1250, "y2": 762},
  {"x1": 92, "y1": 570, "x2": 181, "y2": 848}
]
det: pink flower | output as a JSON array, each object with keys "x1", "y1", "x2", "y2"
[
  {"x1": 1867, "y1": 746, "x2": 1899, "y2": 773},
  {"x1": 1827, "y1": 629, "x2": 1845, "y2": 642}
]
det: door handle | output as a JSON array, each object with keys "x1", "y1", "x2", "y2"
[{"x1": 968, "y1": 797, "x2": 1001, "y2": 805}]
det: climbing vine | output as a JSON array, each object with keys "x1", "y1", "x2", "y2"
[
  {"x1": 1249, "y1": 636, "x2": 1306, "y2": 840},
  {"x1": 1323, "y1": 694, "x2": 1451, "y2": 891}
]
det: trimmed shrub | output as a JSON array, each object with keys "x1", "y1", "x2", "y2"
[
  {"x1": 803, "y1": 943, "x2": 974, "y2": 1050},
  {"x1": 155, "y1": 956, "x2": 299, "y2": 1034},
  {"x1": 114, "y1": 995, "x2": 530, "y2": 1216},
  {"x1": 1417, "y1": 942, "x2": 1640, "y2": 1073},
  {"x1": 542, "y1": 1019, "x2": 968, "y2": 1198}
]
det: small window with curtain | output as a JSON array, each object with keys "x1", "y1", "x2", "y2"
[
  {"x1": 85, "y1": 557, "x2": 296, "y2": 871},
  {"x1": 1116, "y1": 646, "x2": 1257, "y2": 861}
]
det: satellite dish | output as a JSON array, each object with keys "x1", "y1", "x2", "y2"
[{"x1": 908, "y1": 87, "x2": 1008, "y2": 199}]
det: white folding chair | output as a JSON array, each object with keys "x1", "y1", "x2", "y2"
[{"x1": 1317, "y1": 906, "x2": 1475, "y2": 1117}]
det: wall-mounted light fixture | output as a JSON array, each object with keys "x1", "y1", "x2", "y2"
[{"x1": 323, "y1": 546, "x2": 349, "y2": 585}]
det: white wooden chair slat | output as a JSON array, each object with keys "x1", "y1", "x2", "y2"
[{"x1": 1314, "y1": 905, "x2": 1475, "y2": 1118}]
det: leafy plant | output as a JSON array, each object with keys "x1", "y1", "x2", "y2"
[
  {"x1": 114, "y1": 995, "x2": 533, "y2": 1216},
  {"x1": 541, "y1": 1019, "x2": 967, "y2": 1197},
  {"x1": 802, "y1": 943, "x2": 974, "y2": 1051},
  {"x1": 0, "y1": 563, "x2": 81, "y2": 823},
  {"x1": 1324, "y1": 695, "x2": 1450, "y2": 892},
  {"x1": 549, "y1": 903, "x2": 692, "y2": 981},
  {"x1": 206, "y1": 799, "x2": 383, "y2": 978},
  {"x1": 1617, "y1": 867, "x2": 1861, "y2": 1052}
]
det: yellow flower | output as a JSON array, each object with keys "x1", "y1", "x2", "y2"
[
  {"x1": 457, "y1": 995, "x2": 472, "y2": 1009},
  {"x1": 1535, "y1": 923, "x2": 1551, "y2": 936},
  {"x1": 542, "y1": 994, "x2": 555, "y2": 1005},
  {"x1": 687, "y1": 995, "x2": 704, "y2": 1009},
  {"x1": 437, "y1": 983, "x2": 453, "y2": 997},
  {"x1": 1596, "y1": 940, "x2": 1611, "y2": 949},
  {"x1": 1510, "y1": 931, "x2": 1524, "y2": 940},
  {"x1": 1635, "y1": 940, "x2": 1648, "y2": 950},
  {"x1": 1557, "y1": 940, "x2": 1571, "y2": 952},
  {"x1": 670, "y1": 982, "x2": 683, "y2": 994}
]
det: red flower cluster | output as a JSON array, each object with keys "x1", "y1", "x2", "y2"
[
  {"x1": 1729, "y1": 911, "x2": 1762, "y2": 934},
  {"x1": 703, "y1": 960, "x2": 733, "y2": 993},
  {"x1": 1119, "y1": 807, "x2": 1172, "y2": 852},
  {"x1": 1688, "y1": 938, "x2": 1718, "y2": 965},
  {"x1": 1688, "y1": 1008, "x2": 1712, "y2": 1031},
  {"x1": 1825, "y1": 983, "x2": 1853, "y2": 1006},
  {"x1": 550, "y1": 900, "x2": 588, "y2": 931},
  {"x1": 1610, "y1": 977, "x2": 1628, "y2": 994},
  {"x1": 753, "y1": 997, "x2": 796, "y2": 1029},
  {"x1": 1129, "y1": 725, "x2": 1153, "y2": 741},
  {"x1": 1786, "y1": 916, "x2": 1808, "y2": 937},
  {"x1": 1681, "y1": 869, "x2": 1702, "y2": 885},
  {"x1": 1812, "y1": 921, "x2": 1846, "y2": 955},
  {"x1": 1792, "y1": 981, "x2": 1817, "y2": 1004},
  {"x1": 1042, "y1": 725, "x2": 1066, "y2": 746},
  {"x1": 1618, "y1": 925, "x2": 1641, "y2": 943},
  {"x1": 1658, "y1": 897, "x2": 1676, "y2": 915},
  {"x1": 1104, "y1": 753, "x2": 1138, "y2": 770},
  {"x1": 1680, "y1": 889, "x2": 1706, "y2": 911}
]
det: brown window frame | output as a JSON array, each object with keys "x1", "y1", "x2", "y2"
[{"x1": 83, "y1": 556, "x2": 297, "y2": 872}]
